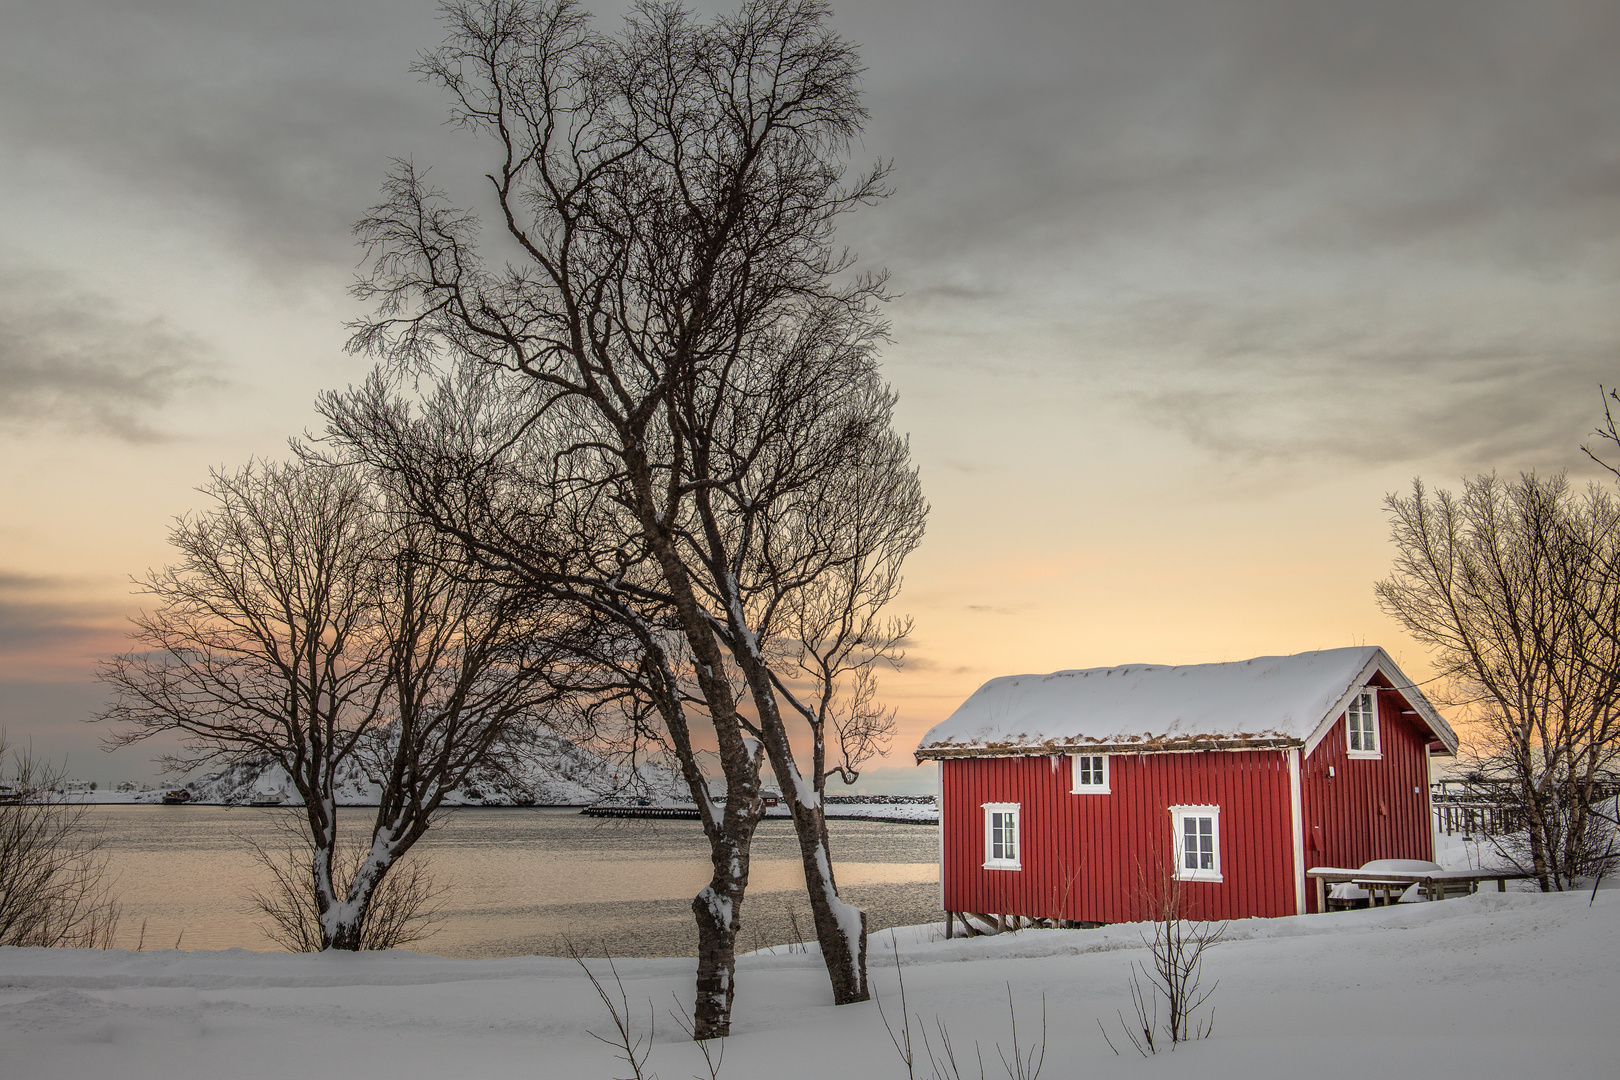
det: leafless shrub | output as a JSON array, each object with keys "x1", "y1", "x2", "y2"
[
  {"x1": 1048, "y1": 867, "x2": 1078, "y2": 926},
  {"x1": 1459, "y1": 756, "x2": 1620, "y2": 885},
  {"x1": 0, "y1": 735, "x2": 121, "y2": 948},
  {"x1": 877, "y1": 934, "x2": 920, "y2": 1079},
  {"x1": 1107, "y1": 857, "x2": 1225, "y2": 1055},
  {"x1": 1140, "y1": 910, "x2": 1223, "y2": 1047},
  {"x1": 1491, "y1": 793, "x2": 1619, "y2": 885},
  {"x1": 989, "y1": 987, "x2": 1046, "y2": 1080},
  {"x1": 244, "y1": 813, "x2": 445, "y2": 951}
]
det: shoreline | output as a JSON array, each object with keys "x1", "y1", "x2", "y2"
[{"x1": 57, "y1": 796, "x2": 941, "y2": 823}]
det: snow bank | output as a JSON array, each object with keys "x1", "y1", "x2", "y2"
[{"x1": 4, "y1": 886, "x2": 1615, "y2": 1079}]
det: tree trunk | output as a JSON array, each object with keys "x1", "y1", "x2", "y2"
[
  {"x1": 799, "y1": 836, "x2": 868, "y2": 1004},
  {"x1": 314, "y1": 829, "x2": 400, "y2": 951},
  {"x1": 326, "y1": 915, "x2": 368, "y2": 951},
  {"x1": 776, "y1": 758, "x2": 869, "y2": 1004},
  {"x1": 721, "y1": 612, "x2": 871, "y2": 1005},
  {"x1": 323, "y1": 862, "x2": 387, "y2": 950},
  {"x1": 1526, "y1": 794, "x2": 1553, "y2": 892},
  {"x1": 625, "y1": 453, "x2": 771, "y2": 1038},
  {"x1": 691, "y1": 835, "x2": 751, "y2": 1039}
]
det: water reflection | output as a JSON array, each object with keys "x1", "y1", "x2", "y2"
[{"x1": 91, "y1": 806, "x2": 939, "y2": 958}]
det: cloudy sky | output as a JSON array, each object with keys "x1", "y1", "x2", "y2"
[{"x1": 3, "y1": 0, "x2": 1617, "y2": 788}]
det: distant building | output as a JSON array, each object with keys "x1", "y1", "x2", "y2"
[{"x1": 915, "y1": 647, "x2": 1457, "y2": 924}]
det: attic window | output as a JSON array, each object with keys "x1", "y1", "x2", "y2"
[
  {"x1": 983, "y1": 803, "x2": 1021, "y2": 870},
  {"x1": 1071, "y1": 754, "x2": 1109, "y2": 794},
  {"x1": 1347, "y1": 689, "x2": 1381, "y2": 758}
]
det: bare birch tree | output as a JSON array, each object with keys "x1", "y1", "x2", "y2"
[
  {"x1": 339, "y1": 0, "x2": 922, "y2": 1035},
  {"x1": 1377, "y1": 473, "x2": 1620, "y2": 890},
  {"x1": 98, "y1": 458, "x2": 572, "y2": 947}
]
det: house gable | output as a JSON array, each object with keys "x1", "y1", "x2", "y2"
[
  {"x1": 1301, "y1": 647, "x2": 1457, "y2": 760},
  {"x1": 1298, "y1": 687, "x2": 1439, "y2": 910}
]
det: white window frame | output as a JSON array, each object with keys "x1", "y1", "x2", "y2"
[
  {"x1": 1070, "y1": 753, "x2": 1110, "y2": 794},
  {"x1": 983, "y1": 802, "x2": 1021, "y2": 870},
  {"x1": 1170, "y1": 805, "x2": 1222, "y2": 882},
  {"x1": 1346, "y1": 687, "x2": 1381, "y2": 759}
]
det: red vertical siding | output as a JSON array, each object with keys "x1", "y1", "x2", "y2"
[
  {"x1": 1299, "y1": 680, "x2": 1435, "y2": 912},
  {"x1": 941, "y1": 749, "x2": 1295, "y2": 923}
]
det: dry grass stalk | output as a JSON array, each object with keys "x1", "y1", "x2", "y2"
[
  {"x1": 876, "y1": 932, "x2": 1046, "y2": 1080},
  {"x1": 569, "y1": 941, "x2": 660, "y2": 1080}
]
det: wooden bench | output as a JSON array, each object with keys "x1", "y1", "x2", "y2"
[{"x1": 1307, "y1": 866, "x2": 1532, "y2": 912}]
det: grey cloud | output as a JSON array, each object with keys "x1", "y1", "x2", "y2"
[
  {"x1": 1119, "y1": 292, "x2": 1613, "y2": 469},
  {"x1": 888, "y1": 654, "x2": 977, "y2": 678},
  {"x1": 0, "y1": 573, "x2": 57, "y2": 590},
  {"x1": 0, "y1": 573, "x2": 118, "y2": 655},
  {"x1": 0, "y1": 603, "x2": 96, "y2": 654},
  {"x1": 835, "y1": 1, "x2": 1620, "y2": 471},
  {"x1": 857, "y1": 1, "x2": 1620, "y2": 276},
  {"x1": 0, "y1": 265, "x2": 220, "y2": 440},
  {"x1": 3, "y1": 0, "x2": 1615, "y2": 473},
  {"x1": 0, "y1": 0, "x2": 451, "y2": 279}
]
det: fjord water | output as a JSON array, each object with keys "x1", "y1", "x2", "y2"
[{"x1": 92, "y1": 806, "x2": 939, "y2": 957}]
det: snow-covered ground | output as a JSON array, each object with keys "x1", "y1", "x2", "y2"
[{"x1": 4, "y1": 883, "x2": 1615, "y2": 1079}]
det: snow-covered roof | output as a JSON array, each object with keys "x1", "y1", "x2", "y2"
[{"x1": 915, "y1": 647, "x2": 1457, "y2": 759}]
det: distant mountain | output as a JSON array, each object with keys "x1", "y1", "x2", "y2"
[{"x1": 132, "y1": 733, "x2": 681, "y2": 807}]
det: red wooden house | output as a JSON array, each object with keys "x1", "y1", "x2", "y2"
[{"x1": 914, "y1": 647, "x2": 1458, "y2": 923}]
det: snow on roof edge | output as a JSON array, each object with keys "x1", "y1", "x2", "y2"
[{"x1": 915, "y1": 647, "x2": 1456, "y2": 760}]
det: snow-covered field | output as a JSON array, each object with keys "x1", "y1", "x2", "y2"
[{"x1": 3, "y1": 884, "x2": 1615, "y2": 1079}]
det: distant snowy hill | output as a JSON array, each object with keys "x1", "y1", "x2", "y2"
[{"x1": 112, "y1": 733, "x2": 679, "y2": 807}]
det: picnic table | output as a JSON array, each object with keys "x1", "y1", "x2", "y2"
[{"x1": 1306, "y1": 865, "x2": 1533, "y2": 913}]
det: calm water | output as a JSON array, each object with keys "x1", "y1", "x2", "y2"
[{"x1": 89, "y1": 806, "x2": 939, "y2": 958}]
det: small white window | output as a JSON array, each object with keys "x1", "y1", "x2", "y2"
[
  {"x1": 1071, "y1": 753, "x2": 1109, "y2": 794},
  {"x1": 1170, "y1": 805, "x2": 1221, "y2": 882},
  {"x1": 1346, "y1": 689, "x2": 1380, "y2": 757},
  {"x1": 983, "y1": 802, "x2": 1021, "y2": 870}
]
